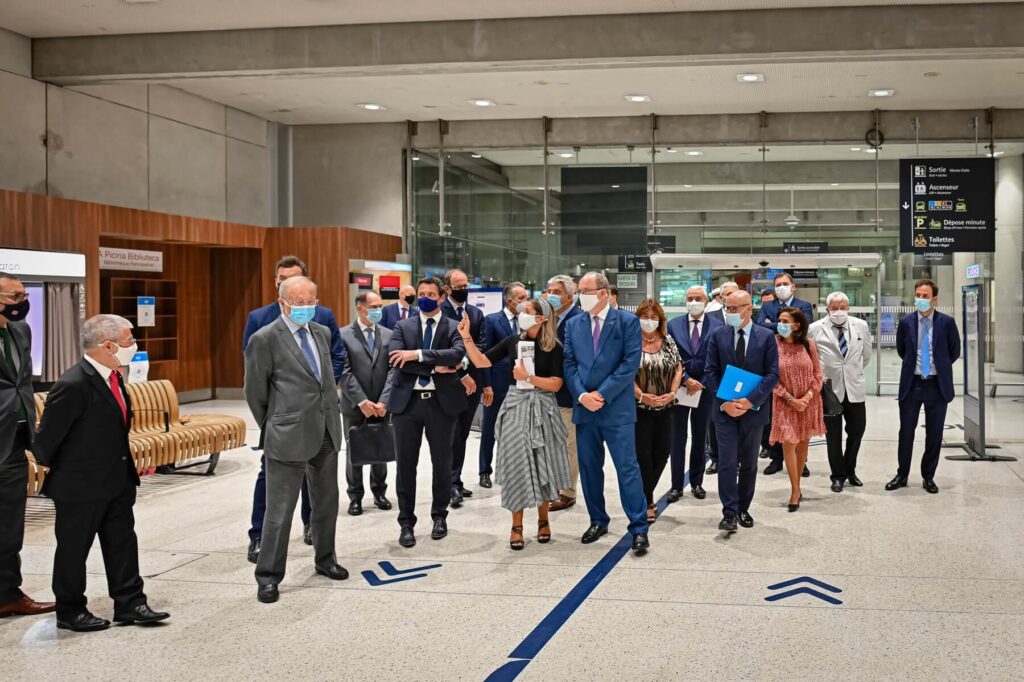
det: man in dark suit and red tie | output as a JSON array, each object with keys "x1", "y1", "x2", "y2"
[
  {"x1": 34, "y1": 315, "x2": 169, "y2": 632},
  {"x1": 887, "y1": 279, "x2": 960, "y2": 494},
  {"x1": 380, "y1": 284, "x2": 419, "y2": 331}
]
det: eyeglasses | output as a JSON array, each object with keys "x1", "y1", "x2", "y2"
[
  {"x1": 0, "y1": 291, "x2": 28, "y2": 303},
  {"x1": 287, "y1": 299, "x2": 318, "y2": 307},
  {"x1": 578, "y1": 287, "x2": 606, "y2": 296},
  {"x1": 724, "y1": 304, "x2": 750, "y2": 313}
]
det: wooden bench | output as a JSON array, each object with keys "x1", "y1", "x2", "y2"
[{"x1": 26, "y1": 379, "x2": 248, "y2": 496}]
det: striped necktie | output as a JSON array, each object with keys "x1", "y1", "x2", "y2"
[{"x1": 835, "y1": 326, "x2": 848, "y2": 357}]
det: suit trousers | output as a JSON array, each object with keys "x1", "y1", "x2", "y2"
[
  {"x1": 557, "y1": 407, "x2": 579, "y2": 498},
  {"x1": 250, "y1": 453, "x2": 311, "y2": 540},
  {"x1": 765, "y1": 401, "x2": 784, "y2": 465},
  {"x1": 897, "y1": 377, "x2": 947, "y2": 480},
  {"x1": 707, "y1": 419, "x2": 719, "y2": 464},
  {"x1": 478, "y1": 388, "x2": 508, "y2": 475},
  {"x1": 670, "y1": 390, "x2": 712, "y2": 490},
  {"x1": 255, "y1": 432, "x2": 339, "y2": 587},
  {"x1": 576, "y1": 420, "x2": 649, "y2": 535},
  {"x1": 343, "y1": 413, "x2": 388, "y2": 501},
  {"x1": 393, "y1": 394, "x2": 456, "y2": 528},
  {"x1": 52, "y1": 480, "x2": 146, "y2": 619},
  {"x1": 825, "y1": 396, "x2": 867, "y2": 481},
  {"x1": 0, "y1": 424, "x2": 29, "y2": 602},
  {"x1": 714, "y1": 414, "x2": 762, "y2": 518},
  {"x1": 635, "y1": 408, "x2": 672, "y2": 505},
  {"x1": 450, "y1": 392, "x2": 481, "y2": 488}
]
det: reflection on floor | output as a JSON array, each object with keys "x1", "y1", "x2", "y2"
[{"x1": 3, "y1": 397, "x2": 1023, "y2": 681}]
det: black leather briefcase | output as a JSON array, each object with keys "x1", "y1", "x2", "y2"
[
  {"x1": 821, "y1": 379, "x2": 844, "y2": 418},
  {"x1": 348, "y1": 417, "x2": 397, "y2": 465}
]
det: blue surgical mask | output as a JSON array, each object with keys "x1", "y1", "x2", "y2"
[
  {"x1": 417, "y1": 296, "x2": 439, "y2": 313},
  {"x1": 288, "y1": 305, "x2": 316, "y2": 326},
  {"x1": 725, "y1": 312, "x2": 744, "y2": 328},
  {"x1": 914, "y1": 297, "x2": 932, "y2": 313},
  {"x1": 777, "y1": 322, "x2": 793, "y2": 338},
  {"x1": 367, "y1": 308, "x2": 383, "y2": 324},
  {"x1": 545, "y1": 293, "x2": 563, "y2": 308}
]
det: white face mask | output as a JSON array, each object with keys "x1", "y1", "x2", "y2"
[
  {"x1": 640, "y1": 319, "x2": 660, "y2": 333},
  {"x1": 579, "y1": 293, "x2": 600, "y2": 313},
  {"x1": 829, "y1": 310, "x2": 848, "y2": 325},
  {"x1": 775, "y1": 284, "x2": 792, "y2": 300},
  {"x1": 686, "y1": 300, "x2": 706, "y2": 317},
  {"x1": 105, "y1": 341, "x2": 138, "y2": 367},
  {"x1": 517, "y1": 313, "x2": 537, "y2": 332}
]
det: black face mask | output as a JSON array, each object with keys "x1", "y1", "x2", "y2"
[
  {"x1": 449, "y1": 288, "x2": 470, "y2": 304},
  {"x1": 403, "y1": 294, "x2": 416, "y2": 305},
  {"x1": 0, "y1": 298, "x2": 29, "y2": 322}
]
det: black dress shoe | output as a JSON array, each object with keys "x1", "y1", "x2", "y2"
[
  {"x1": 764, "y1": 461, "x2": 782, "y2": 475},
  {"x1": 802, "y1": 465, "x2": 811, "y2": 478},
  {"x1": 431, "y1": 518, "x2": 448, "y2": 540},
  {"x1": 759, "y1": 447, "x2": 768, "y2": 459},
  {"x1": 373, "y1": 495, "x2": 392, "y2": 511},
  {"x1": 257, "y1": 584, "x2": 279, "y2": 604},
  {"x1": 581, "y1": 524, "x2": 609, "y2": 544},
  {"x1": 706, "y1": 461, "x2": 718, "y2": 475},
  {"x1": 458, "y1": 486, "x2": 474, "y2": 498},
  {"x1": 114, "y1": 604, "x2": 170, "y2": 625},
  {"x1": 691, "y1": 484, "x2": 707, "y2": 500},
  {"x1": 247, "y1": 538, "x2": 260, "y2": 564},
  {"x1": 831, "y1": 479, "x2": 844, "y2": 493},
  {"x1": 57, "y1": 611, "x2": 110, "y2": 632},
  {"x1": 399, "y1": 525, "x2": 416, "y2": 548},
  {"x1": 303, "y1": 524, "x2": 313, "y2": 546},
  {"x1": 737, "y1": 511, "x2": 754, "y2": 528},
  {"x1": 479, "y1": 473, "x2": 493, "y2": 489},
  {"x1": 666, "y1": 488, "x2": 682, "y2": 503},
  {"x1": 450, "y1": 488, "x2": 463, "y2": 509},
  {"x1": 718, "y1": 516, "x2": 737, "y2": 532},
  {"x1": 631, "y1": 533, "x2": 650, "y2": 555},
  {"x1": 846, "y1": 473, "x2": 863, "y2": 487},
  {"x1": 923, "y1": 479, "x2": 939, "y2": 494},
  {"x1": 348, "y1": 500, "x2": 363, "y2": 516},
  {"x1": 885, "y1": 475, "x2": 909, "y2": 491},
  {"x1": 315, "y1": 564, "x2": 350, "y2": 581}
]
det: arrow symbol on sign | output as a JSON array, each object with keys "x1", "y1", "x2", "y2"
[
  {"x1": 764, "y1": 576, "x2": 843, "y2": 605},
  {"x1": 361, "y1": 560, "x2": 443, "y2": 586},
  {"x1": 902, "y1": 202, "x2": 910, "y2": 209}
]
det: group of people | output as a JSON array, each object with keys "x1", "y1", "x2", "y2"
[{"x1": 0, "y1": 258, "x2": 961, "y2": 619}]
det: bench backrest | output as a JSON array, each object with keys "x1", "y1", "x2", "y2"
[{"x1": 33, "y1": 378, "x2": 185, "y2": 433}]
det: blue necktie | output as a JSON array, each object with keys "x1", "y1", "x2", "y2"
[
  {"x1": 418, "y1": 318, "x2": 434, "y2": 386},
  {"x1": 365, "y1": 326, "x2": 375, "y2": 353},
  {"x1": 296, "y1": 328, "x2": 321, "y2": 383},
  {"x1": 835, "y1": 326, "x2": 848, "y2": 357},
  {"x1": 920, "y1": 317, "x2": 932, "y2": 377}
]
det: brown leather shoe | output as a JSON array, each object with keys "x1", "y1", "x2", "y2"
[
  {"x1": 0, "y1": 594, "x2": 57, "y2": 617},
  {"x1": 548, "y1": 494, "x2": 576, "y2": 512}
]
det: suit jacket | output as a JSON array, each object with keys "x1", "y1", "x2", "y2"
[
  {"x1": 563, "y1": 307, "x2": 641, "y2": 426},
  {"x1": 338, "y1": 321, "x2": 393, "y2": 416},
  {"x1": 703, "y1": 322, "x2": 780, "y2": 427},
  {"x1": 242, "y1": 302, "x2": 346, "y2": 382},
  {"x1": 441, "y1": 299, "x2": 489, "y2": 391},
  {"x1": 0, "y1": 321, "x2": 36, "y2": 462},
  {"x1": 808, "y1": 315, "x2": 872, "y2": 403},
  {"x1": 244, "y1": 318, "x2": 343, "y2": 462},
  {"x1": 666, "y1": 312, "x2": 723, "y2": 383},
  {"x1": 756, "y1": 297, "x2": 815, "y2": 333},
  {"x1": 896, "y1": 310, "x2": 960, "y2": 403},
  {"x1": 33, "y1": 359, "x2": 139, "y2": 502},
  {"x1": 482, "y1": 310, "x2": 517, "y2": 398},
  {"x1": 384, "y1": 314, "x2": 467, "y2": 417},
  {"x1": 380, "y1": 302, "x2": 418, "y2": 331},
  {"x1": 554, "y1": 305, "x2": 585, "y2": 408}
]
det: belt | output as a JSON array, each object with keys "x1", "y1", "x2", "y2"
[
  {"x1": 416, "y1": 391, "x2": 435, "y2": 400},
  {"x1": 914, "y1": 375, "x2": 935, "y2": 381}
]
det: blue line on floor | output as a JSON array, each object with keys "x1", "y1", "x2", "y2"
[{"x1": 485, "y1": 471, "x2": 690, "y2": 682}]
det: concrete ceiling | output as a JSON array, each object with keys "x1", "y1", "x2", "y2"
[{"x1": 0, "y1": 0, "x2": 1012, "y2": 38}]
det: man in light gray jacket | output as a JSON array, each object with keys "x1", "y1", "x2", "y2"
[{"x1": 244, "y1": 276, "x2": 347, "y2": 604}]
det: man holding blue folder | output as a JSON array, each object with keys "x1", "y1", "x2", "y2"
[{"x1": 703, "y1": 290, "x2": 779, "y2": 532}]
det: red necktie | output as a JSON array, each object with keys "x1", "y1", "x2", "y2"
[
  {"x1": 401, "y1": 307, "x2": 407, "y2": 320},
  {"x1": 109, "y1": 370, "x2": 127, "y2": 424}
]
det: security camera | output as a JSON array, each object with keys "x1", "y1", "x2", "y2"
[{"x1": 758, "y1": 260, "x2": 770, "y2": 268}]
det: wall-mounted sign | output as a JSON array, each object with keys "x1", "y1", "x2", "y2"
[
  {"x1": 783, "y1": 242, "x2": 828, "y2": 254},
  {"x1": 0, "y1": 248, "x2": 86, "y2": 279},
  {"x1": 137, "y1": 297, "x2": 156, "y2": 327},
  {"x1": 646, "y1": 235, "x2": 676, "y2": 254},
  {"x1": 350, "y1": 273, "x2": 373, "y2": 289},
  {"x1": 618, "y1": 255, "x2": 652, "y2": 272},
  {"x1": 127, "y1": 351, "x2": 150, "y2": 384},
  {"x1": 899, "y1": 158, "x2": 995, "y2": 254},
  {"x1": 616, "y1": 273, "x2": 640, "y2": 289},
  {"x1": 379, "y1": 275, "x2": 401, "y2": 299},
  {"x1": 99, "y1": 246, "x2": 163, "y2": 272},
  {"x1": 966, "y1": 263, "x2": 982, "y2": 279}
]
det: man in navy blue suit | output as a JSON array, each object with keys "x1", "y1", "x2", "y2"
[
  {"x1": 887, "y1": 279, "x2": 960, "y2": 494},
  {"x1": 564, "y1": 272, "x2": 650, "y2": 555},
  {"x1": 241, "y1": 256, "x2": 346, "y2": 564},
  {"x1": 666, "y1": 285, "x2": 722, "y2": 502},
  {"x1": 478, "y1": 281, "x2": 528, "y2": 488},
  {"x1": 547, "y1": 275, "x2": 585, "y2": 512},
  {"x1": 380, "y1": 285, "x2": 418, "y2": 330},
  {"x1": 756, "y1": 272, "x2": 813, "y2": 477},
  {"x1": 704, "y1": 290, "x2": 780, "y2": 532}
]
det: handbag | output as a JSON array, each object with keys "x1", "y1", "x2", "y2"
[
  {"x1": 348, "y1": 417, "x2": 396, "y2": 465},
  {"x1": 820, "y1": 378, "x2": 843, "y2": 418}
]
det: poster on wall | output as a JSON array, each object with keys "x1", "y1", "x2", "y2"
[
  {"x1": 379, "y1": 275, "x2": 401, "y2": 300},
  {"x1": 137, "y1": 297, "x2": 155, "y2": 327},
  {"x1": 899, "y1": 158, "x2": 995, "y2": 255}
]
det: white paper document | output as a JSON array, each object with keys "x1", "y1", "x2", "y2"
[
  {"x1": 516, "y1": 340, "x2": 536, "y2": 390},
  {"x1": 674, "y1": 387, "x2": 702, "y2": 408}
]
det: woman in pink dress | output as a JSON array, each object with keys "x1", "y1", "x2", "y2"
[{"x1": 769, "y1": 308, "x2": 826, "y2": 512}]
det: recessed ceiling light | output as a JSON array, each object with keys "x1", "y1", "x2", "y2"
[
  {"x1": 468, "y1": 99, "x2": 495, "y2": 107},
  {"x1": 868, "y1": 89, "x2": 895, "y2": 97},
  {"x1": 624, "y1": 94, "x2": 652, "y2": 103},
  {"x1": 988, "y1": 151, "x2": 1005, "y2": 157},
  {"x1": 736, "y1": 73, "x2": 765, "y2": 83},
  {"x1": 850, "y1": 147, "x2": 862, "y2": 152},
  {"x1": 665, "y1": 147, "x2": 677, "y2": 153},
  {"x1": 684, "y1": 150, "x2": 703, "y2": 156},
  {"x1": 536, "y1": 186, "x2": 545, "y2": 190},
  {"x1": 683, "y1": 184, "x2": 693, "y2": 188},
  {"x1": 411, "y1": 155, "x2": 420, "y2": 161},
  {"x1": 470, "y1": 153, "x2": 482, "y2": 158},
  {"x1": 864, "y1": 148, "x2": 879, "y2": 153},
  {"x1": 357, "y1": 103, "x2": 386, "y2": 111},
  {"x1": 830, "y1": 183, "x2": 840, "y2": 186},
  {"x1": 558, "y1": 152, "x2": 575, "y2": 158},
  {"x1": 611, "y1": 184, "x2": 620, "y2": 188}
]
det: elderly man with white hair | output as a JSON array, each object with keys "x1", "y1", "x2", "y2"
[{"x1": 808, "y1": 291, "x2": 872, "y2": 492}]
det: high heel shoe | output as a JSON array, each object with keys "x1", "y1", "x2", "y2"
[
  {"x1": 510, "y1": 525, "x2": 525, "y2": 551},
  {"x1": 788, "y1": 501, "x2": 800, "y2": 512},
  {"x1": 646, "y1": 505, "x2": 657, "y2": 524},
  {"x1": 537, "y1": 519, "x2": 551, "y2": 544}
]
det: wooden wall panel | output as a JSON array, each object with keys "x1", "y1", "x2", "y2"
[{"x1": 211, "y1": 248, "x2": 262, "y2": 391}]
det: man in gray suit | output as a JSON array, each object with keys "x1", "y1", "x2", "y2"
[
  {"x1": 244, "y1": 276, "x2": 347, "y2": 604},
  {"x1": 339, "y1": 290, "x2": 393, "y2": 517}
]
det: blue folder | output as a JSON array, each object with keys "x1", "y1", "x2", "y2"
[{"x1": 716, "y1": 364, "x2": 764, "y2": 401}]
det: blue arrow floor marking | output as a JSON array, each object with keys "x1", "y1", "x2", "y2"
[
  {"x1": 361, "y1": 561, "x2": 443, "y2": 587},
  {"x1": 379, "y1": 560, "x2": 443, "y2": 576},
  {"x1": 764, "y1": 587, "x2": 844, "y2": 605},
  {"x1": 765, "y1": 576, "x2": 844, "y2": 605},
  {"x1": 766, "y1": 576, "x2": 842, "y2": 592}
]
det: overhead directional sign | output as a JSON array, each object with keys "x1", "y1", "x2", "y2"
[{"x1": 899, "y1": 158, "x2": 995, "y2": 255}]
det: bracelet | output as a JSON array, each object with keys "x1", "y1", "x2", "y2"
[{"x1": 785, "y1": 394, "x2": 794, "y2": 403}]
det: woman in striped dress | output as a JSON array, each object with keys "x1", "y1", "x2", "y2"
[{"x1": 458, "y1": 298, "x2": 569, "y2": 550}]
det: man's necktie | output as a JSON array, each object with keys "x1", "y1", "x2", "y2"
[
  {"x1": 735, "y1": 328, "x2": 746, "y2": 370},
  {"x1": 835, "y1": 326, "x2": 848, "y2": 357},
  {"x1": 456, "y1": 306, "x2": 464, "y2": 321},
  {"x1": 511, "y1": 316, "x2": 519, "y2": 335},
  {"x1": 109, "y1": 370, "x2": 127, "y2": 425},
  {"x1": 921, "y1": 317, "x2": 932, "y2": 377},
  {"x1": 690, "y1": 318, "x2": 700, "y2": 353},
  {"x1": 297, "y1": 328, "x2": 321, "y2": 383},
  {"x1": 365, "y1": 327, "x2": 375, "y2": 353},
  {"x1": 419, "y1": 318, "x2": 434, "y2": 386},
  {"x1": 1, "y1": 328, "x2": 26, "y2": 420},
  {"x1": 401, "y1": 307, "x2": 407, "y2": 320},
  {"x1": 592, "y1": 315, "x2": 602, "y2": 355}
]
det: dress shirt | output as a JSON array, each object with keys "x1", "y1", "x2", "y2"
[
  {"x1": 688, "y1": 314, "x2": 705, "y2": 338},
  {"x1": 281, "y1": 312, "x2": 322, "y2": 380},
  {"x1": 415, "y1": 311, "x2": 441, "y2": 390},
  {"x1": 504, "y1": 307, "x2": 517, "y2": 331},
  {"x1": 356, "y1": 319, "x2": 377, "y2": 406},
  {"x1": 578, "y1": 304, "x2": 611, "y2": 403},
  {"x1": 915, "y1": 311, "x2": 937, "y2": 377},
  {"x1": 83, "y1": 354, "x2": 127, "y2": 404},
  {"x1": 733, "y1": 318, "x2": 754, "y2": 357}
]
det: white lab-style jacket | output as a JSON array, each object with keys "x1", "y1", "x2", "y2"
[{"x1": 808, "y1": 315, "x2": 872, "y2": 403}]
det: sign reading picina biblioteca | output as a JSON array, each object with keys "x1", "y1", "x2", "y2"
[
  {"x1": 899, "y1": 158, "x2": 995, "y2": 255},
  {"x1": 99, "y1": 247, "x2": 164, "y2": 272}
]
